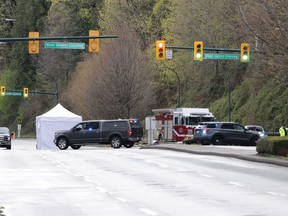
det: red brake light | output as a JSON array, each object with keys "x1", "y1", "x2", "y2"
[{"x1": 128, "y1": 130, "x2": 132, "y2": 136}]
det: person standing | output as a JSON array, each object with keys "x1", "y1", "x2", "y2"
[{"x1": 279, "y1": 126, "x2": 287, "y2": 137}]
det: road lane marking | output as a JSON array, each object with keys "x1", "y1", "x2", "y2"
[
  {"x1": 139, "y1": 208, "x2": 158, "y2": 215},
  {"x1": 96, "y1": 186, "x2": 108, "y2": 193},
  {"x1": 267, "y1": 192, "x2": 287, "y2": 197},
  {"x1": 144, "y1": 160, "x2": 169, "y2": 168},
  {"x1": 115, "y1": 197, "x2": 128, "y2": 202},
  {"x1": 200, "y1": 173, "x2": 213, "y2": 178},
  {"x1": 228, "y1": 181, "x2": 244, "y2": 187}
]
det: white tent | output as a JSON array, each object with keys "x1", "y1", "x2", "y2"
[{"x1": 36, "y1": 103, "x2": 82, "y2": 150}]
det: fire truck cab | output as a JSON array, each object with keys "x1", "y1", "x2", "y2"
[{"x1": 152, "y1": 108, "x2": 215, "y2": 142}]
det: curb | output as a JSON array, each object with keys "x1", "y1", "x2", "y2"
[{"x1": 140, "y1": 145, "x2": 288, "y2": 168}]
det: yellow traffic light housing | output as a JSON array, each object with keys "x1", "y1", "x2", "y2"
[
  {"x1": 194, "y1": 41, "x2": 204, "y2": 61},
  {"x1": 29, "y1": 32, "x2": 40, "y2": 54},
  {"x1": 89, "y1": 30, "x2": 100, "y2": 52},
  {"x1": 156, "y1": 40, "x2": 166, "y2": 60},
  {"x1": 240, "y1": 43, "x2": 250, "y2": 62},
  {"x1": 1, "y1": 86, "x2": 5, "y2": 96},
  {"x1": 23, "y1": 87, "x2": 29, "y2": 98}
]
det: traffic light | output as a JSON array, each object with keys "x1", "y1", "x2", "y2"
[
  {"x1": 23, "y1": 88, "x2": 29, "y2": 98},
  {"x1": 1, "y1": 86, "x2": 5, "y2": 96},
  {"x1": 156, "y1": 40, "x2": 166, "y2": 60},
  {"x1": 240, "y1": 43, "x2": 250, "y2": 62},
  {"x1": 29, "y1": 32, "x2": 40, "y2": 54},
  {"x1": 89, "y1": 30, "x2": 100, "y2": 52},
  {"x1": 194, "y1": 41, "x2": 204, "y2": 61}
]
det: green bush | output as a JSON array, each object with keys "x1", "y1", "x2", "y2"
[{"x1": 256, "y1": 136, "x2": 288, "y2": 156}]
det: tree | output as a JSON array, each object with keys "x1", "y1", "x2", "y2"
[
  {"x1": 0, "y1": 0, "x2": 50, "y2": 129},
  {"x1": 64, "y1": 23, "x2": 154, "y2": 120}
]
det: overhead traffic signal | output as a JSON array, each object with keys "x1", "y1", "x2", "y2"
[
  {"x1": 1, "y1": 86, "x2": 5, "y2": 96},
  {"x1": 29, "y1": 32, "x2": 40, "y2": 54},
  {"x1": 240, "y1": 43, "x2": 250, "y2": 62},
  {"x1": 23, "y1": 88, "x2": 29, "y2": 98},
  {"x1": 156, "y1": 40, "x2": 166, "y2": 60},
  {"x1": 194, "y1": 41, "x2": 203, "y2": 61},
  {"x1": 89, "y1": 30, "x2": 100, "y2": 52}
]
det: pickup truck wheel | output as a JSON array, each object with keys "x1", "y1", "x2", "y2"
[
  {"x1": 212, "y1": 135, "x2": 224, "y2": 145},
  {"x1": 71, "y1": 145, "x2": 81, "y2": 150},
  {"x1": 56, "y1": 137, "x2": 69, "y2": 150},
  {"x1": 110, "y1": 136, "x2": 122, "y2": 149},
  {"x1": 124, "y1": 142, "x2": 134, "y2": 148}
]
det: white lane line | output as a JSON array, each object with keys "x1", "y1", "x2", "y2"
[
  {"x1": 139, "y1": 208, "x2": 158, "y2": 215},
  {"x1": 144, "y1": 160, "x2": 169, "y2": 168},
  {"x1": 157, "y1": 163, "x2": 168, "y2": 168},
  {"x1": 200, "y1": 174, "x2": 213, "y2": 178},
  {"x1": 267, "y1": 192, "x2": 287, "y2": 197},
  {"x1": 96, "y1": 186, "x2": 108, "y2": 193},
  {"x1": 115, "y1": 197, "x2": 128, "y2": 202},
  {"x1": 228, "y1": 181, "x2": 244, "y2": 187}
]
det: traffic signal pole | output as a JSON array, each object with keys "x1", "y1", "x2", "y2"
[
  {"x1": 0, "y1": 35, "x2": 118, "y2": 42},
  {"x1": 167, "y1": 45, "x2": 241, "y2": 53}
]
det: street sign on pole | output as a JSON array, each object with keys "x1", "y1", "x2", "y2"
[
  {"x1": 44, "y1": 42, "x2": 85, "y2": 50},
  {"x1": 204, "y1": 53, "x2": 239, "y2": 60},
  {"x1": 5, "y1": 92, "x2": 22, "y2": 96},
  {"x1": 166, "y1": 49, "x2": 173, "y2": 60}
]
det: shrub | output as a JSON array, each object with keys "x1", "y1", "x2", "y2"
[{"x1": 256, "y1": 136, "x2": 288, "y2": 156}]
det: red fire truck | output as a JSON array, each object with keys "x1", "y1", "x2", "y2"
[{"x1": 152, "y1": 108, "x2": 215, "y2": 142}]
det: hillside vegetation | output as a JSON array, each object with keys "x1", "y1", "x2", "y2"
[{"x1": 0, "y1": 0, "x2": 287, "y2": 134}]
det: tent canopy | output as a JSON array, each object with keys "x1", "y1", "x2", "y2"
[{"x1": 36, "y1": 103, "x2": 82, "y2": 150}]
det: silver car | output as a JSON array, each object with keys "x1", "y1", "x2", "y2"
[{"x1": 245, "y1": 125, "x2": 266, "y2": 137}]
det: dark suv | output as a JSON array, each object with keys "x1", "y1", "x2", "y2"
[
  {"x1": 54, "y1": 119, "x2": 143, "y2": 150},
  {"x1": 0, "y1": 127, "x2": 12, "y2": 150},
  {"x1": 194, "y1": 122, "x2": 260, "y2": 146}
]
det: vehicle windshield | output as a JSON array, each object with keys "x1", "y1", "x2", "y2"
[
  {"x1": 186, "y1": 117, "x2": 215, "y2": 126},
  {"x1": 0, "y1": 128, "x2": 9, "y2": 134}
]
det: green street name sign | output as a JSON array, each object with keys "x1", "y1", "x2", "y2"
[
  {"x1": 204, "y1": 53, "x2": 239, "y2": 60},
  {"x1": 5, "y1": 92, "x2": 22, "y2": 96},
  {"x1": 44, "y1": 42, "x2": 85, "y2": 50}
]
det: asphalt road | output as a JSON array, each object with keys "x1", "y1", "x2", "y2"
[{"x1": 0, "y1": 139, "x2": 288, "y2": 216}]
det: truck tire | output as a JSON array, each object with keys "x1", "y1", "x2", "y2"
[
  {"x1": 56, "y1": 137, "x2": 69, "y2": 150},
  {"x1": 212, "y1": 135, "x2": 224, "y2": 145},
  {"x1": 110, "y1": 136, "x2": 122, "y2": 149}
]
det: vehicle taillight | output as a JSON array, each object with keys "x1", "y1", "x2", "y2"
[{"x1": 128, "y1": 130, "x2": 132, "y2": 136}]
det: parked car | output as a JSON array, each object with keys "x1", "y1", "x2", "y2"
[
  {"x1": 54, "y1": 119, "x2": 143, "y2": 150},
  {"x1": 194, "y1": 122, "x2": 260, "y2": 146},
  {"x1": 244, "y1": 125, "x2": 266, "y2": 137},
  {"x1": 0, "y1": 127, "x2": 12, "y2": 150}
]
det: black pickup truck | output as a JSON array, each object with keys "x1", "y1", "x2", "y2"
[{"x1": 54, "y1": 119, "x2": 143, "y2": 150}]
